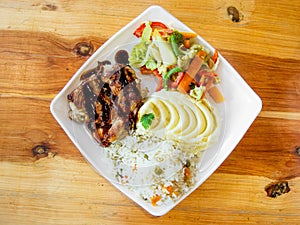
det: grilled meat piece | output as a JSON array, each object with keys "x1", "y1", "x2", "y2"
[{"x1": 68, "y1": 61, "x2": 143, "y2": 147}]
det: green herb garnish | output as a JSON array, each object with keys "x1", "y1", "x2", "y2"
[
  {"x1": 140, "y1": 113, "x2": 155, "y2": 129},
  {"x1": 144, "y1": 154, "x2": 149, "y2": 160}
]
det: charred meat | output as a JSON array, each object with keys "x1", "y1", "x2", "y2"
[{"x1": 67, "y1": 61, "x2": 143, "y2": 147}]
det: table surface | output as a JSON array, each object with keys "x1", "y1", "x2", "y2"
[{"x1": 0, "y1": 0, "x2": 299, "y2": 224}]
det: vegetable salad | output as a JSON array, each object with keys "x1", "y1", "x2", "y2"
[{"x1": 129, "y1": 21, "x2": 224, "y2": 102}]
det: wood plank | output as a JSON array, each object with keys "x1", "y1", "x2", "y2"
[
  {"x1": 220, "y1": 49, "x2": 300, "y2": 113},
  {"x1": 0, "y1": 97, "x2": 81, "y2": 162},
  {"x1": 1, "y1": 95, "x2": 299, "y2": 178},
  {"x1": 0, "y1": 0, "x2": 299, "y2": 59},
  {"x1": 1, "y1": 30, "x2": 299, "y2": 113},
  {"x1": 218, "y1": 117, "x2": 300, "y2": 180},
  {"x1": 1, "y1": 157, "x2": 299, "y2": 224},
  {"x1": 0, "y1": 30, "x2": 105, "y2": 96},
  {"x1": 0, "y1": 0, "x2": 299, "y2": 223}
]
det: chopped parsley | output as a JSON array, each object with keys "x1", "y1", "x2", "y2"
[
  {"x1": 144, "y1": 154, "x2": 149, "y2": 160},
  {"x1": 140, "y1": 113, "x2": 155, "y2": 129}
]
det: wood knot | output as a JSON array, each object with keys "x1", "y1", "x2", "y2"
[
  {"x1": 32, "y1": 144, "x2": 50, "y2": 159},
  {"x1": 42, "y1": 4, "x2": 57, "y2": 11},
  {"x1": 295, "y1": 146, "x2": 300, "y2": 156},
  {"x1": 265, "y1": 181, "x2": 290, "y2": 198},
  {"x1": 73, "y1": 42, "x2": 94, "y2": 57},
  {"x1": 227, "y1": 6, "x2": 243, "y2": 22}
]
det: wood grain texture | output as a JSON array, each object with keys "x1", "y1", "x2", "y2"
[{"x1": 0, "y1": 0, "x2": 299, "y2": 224}]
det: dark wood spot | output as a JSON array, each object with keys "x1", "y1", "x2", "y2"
[
  {"x1": 42, "y1": 4, "x2": 57, "y2": 11},
  {"x1": 295, "y1": 146, "x2": 300, "y2": 156},
  {"x1": 265, "y1": 181, "x2": 290, "y2": 198},
  {"x1": 32, "y1": 144, "x2": 50, "y2": 159},
  {"x1": 73, "y1": 42, "x2": 94, "y2": 57},
  {"x1": 227, "y1": 6, "x2": 241, "y2": 22}
]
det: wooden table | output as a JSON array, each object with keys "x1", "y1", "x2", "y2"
[{"x1": 1, "y1": 0, "x2": 299, "y2": 224}]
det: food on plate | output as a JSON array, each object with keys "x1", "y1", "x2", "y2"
[
  {"x1": 135, "y1": 90, "x2": 218, "y2": 153},
  {"x1": 129, "y1": 21, "x2": 224, "y2": 102},
  {"x1": 67, "y1": 61, "x2": 144, "y2": 147},
  {"x1": 207, "y1": 86, "x2": 225, "y2": 103},
  {"x1": 67, "y1": 20, "x2": 224, "y2": 159},
  {"x1": 65, "y1": 19, "x2": 226, "y2": 208}
]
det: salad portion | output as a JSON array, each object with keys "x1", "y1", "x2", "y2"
[{"x1": 129, "y1": 21, "x2": 224, "y2": 103}]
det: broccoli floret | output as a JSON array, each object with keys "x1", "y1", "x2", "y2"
[
  {"x1": 170, "y1": 31, "x2": 184, "y2": 45},
  {"x1": 169, "y1": 31, "x2": 184, "y2": 56}
]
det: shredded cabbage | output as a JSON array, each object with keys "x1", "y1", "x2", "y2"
[
  {"x1": 177, "y1": 44, "x2": 203, "y2": 70},
  {"x1": 190, "y1": 86, "x2": 206, "y2": 101},
  {"x1": 152, "y1": 30, "x2": 177, "y2": 68},
  {"x1": 129, "y1": 41, "x2": 149, "y2": 68}
]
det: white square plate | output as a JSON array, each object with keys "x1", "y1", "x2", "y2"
[{"x1": 50, "y1": 5, "x2": 262, "y2": 216}]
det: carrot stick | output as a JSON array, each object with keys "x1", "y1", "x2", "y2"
[
  {"x1": 183, "y1": 39, "x2": 191, "y2": 48},
  {"x1": 207, "y1": 86, "x2": 224, "y2": 103},
  {"x1": 180, "y1": 31, "x2": 197, "y2": 39},
  {"x1": 177, "y1": 73, "x2": 193, "y2": 93},
  {"x1": 178, "y1": 55, "x2": 203, "y2": 93}
]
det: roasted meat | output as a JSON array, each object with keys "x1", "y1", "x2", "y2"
[{"x1": 67, "y1": 61, "x2": 143, "y2": 147}]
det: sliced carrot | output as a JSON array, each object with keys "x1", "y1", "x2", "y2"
[
  {"x1": 177, "y1": 74, "x2": 193, "y2": 93},
  {"x1": 183, "y1": 167, "x2": 191, "y2": 179},
  {"x1": 183, "y1": 39, "x2": 191, "y2": 48},
  {"x1": 151, "y1": 194, "x2": 161, "y2": 206},
  {"x1": 185, "y1": 55, "x2": 203, "y2": 79},
  {"x1": 211, "y1": 50, "x2": 219, "y2": 64},
  {"x1": 207, "y1": 86, "x2": 224, "y2": 103},
  {"x1": 198, "y1": 50, "x2": 207, "y2": 59},
  {"x1": 177, "y1": 55, "x2": 203, "y2": 93},
  {"x1": 165, "y1": 185, "x2": 174, "y2": 195},
  {"x1": 180, "y1": 31, "x2": 197, "y2": 39}
]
